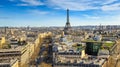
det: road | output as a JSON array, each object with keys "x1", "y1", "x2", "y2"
[
  {"x1": 114, "y1": 39, "x2": 120, "y2": 67},
  {"x1": 110, "y1": 39, "x2": 120, "y2": 67},
  {"x1": 33, "y1": 38, "x2": 52, "y2": 67}
]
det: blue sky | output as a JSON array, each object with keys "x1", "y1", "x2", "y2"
[{"x1": 0, "y1": 0, "x2": 120, "y2": 26}]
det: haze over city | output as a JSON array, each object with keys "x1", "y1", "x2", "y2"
[{"x1": 0, "y1": 0, "x2": 120, "y2": 26}]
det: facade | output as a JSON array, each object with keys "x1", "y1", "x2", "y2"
[
  {"x1": 0, "y1": 31, "x2": 52, "y2": 67},
  {"x1": 0, "y1": 59, "x2": 19, "y2": 67},
  {"x1": 53, "y1": 52, "x2": 108, "y2": 67}
]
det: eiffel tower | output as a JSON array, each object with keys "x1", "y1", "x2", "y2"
[{"x1": 64, "y1": 9, "x2": 72, "y2": 35}]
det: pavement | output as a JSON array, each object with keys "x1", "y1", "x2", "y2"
[{"x1": 110, "y1": 39, "x2": 120, "y2": 67}]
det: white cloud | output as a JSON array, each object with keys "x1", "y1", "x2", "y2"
[
  {"x1": 102, "y1": 0, "x2": 118, "y2": 5},
  {"x1": 18, "y1": 0, "x2": 44, "y2": 6},
  {"x1": 46, "y1": 0, "x2": 98, "y2": 11},
  {"x1": 29, "y1": 10, "x2": 49, "y2": 15},
  {"x1": 9, "y1": 0, "x2": 120, "y2": 11},
  {"x1": 46, "y1": 0, "x2": 119, "y2": 11},
  {"x1": 101, "y1": 3, "x2": 120, "y2": 11},
  {"x1": 83, "y1": 15, "x2": 100, "y2": 19},
  {"x1": 17, "y1": 3, "x2": 29, "y2": 6},
  {"x1": 53, "y1": 7, "x2": 61, "y2": 10}
]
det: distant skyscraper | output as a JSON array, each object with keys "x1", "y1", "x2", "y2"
[{"x1": 64, "y1": 9, "x2": 72, "y2": 35}]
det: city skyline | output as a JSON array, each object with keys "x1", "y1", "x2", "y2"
[{"x1": 0, "y1": 0, "x2": 120, "y2": 26}]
